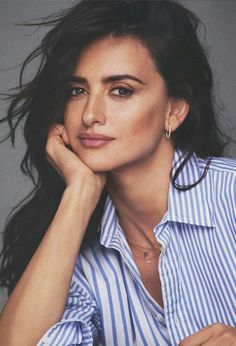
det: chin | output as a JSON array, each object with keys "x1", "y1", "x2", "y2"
[{"x1": 79, "y1": 156, "x2": 115, "y2": 173}]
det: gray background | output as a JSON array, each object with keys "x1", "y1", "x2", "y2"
[{"x1": 0, "y1": 0, "x2": 235, "y2": 310}]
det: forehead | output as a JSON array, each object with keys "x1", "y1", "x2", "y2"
[{"x1": 74, "y1": 35, "x2": 157, "y2": 77}]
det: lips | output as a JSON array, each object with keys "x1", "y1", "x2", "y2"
[
  {"x1": 78, "y1": 133, "x2": 115, "y2": 148},
  {"x1": 79, "y1": 133, "x2": 115, "y2": 140}
]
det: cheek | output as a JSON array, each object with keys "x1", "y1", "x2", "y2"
[
  {"x1": 63, "y1": 106, "x2": 81, "y2": 137},
  {"x1": 121, "y1": 91, "x2": 169, "y2": 140},
  {"x1": 129, "y1": 108, "x2": 166, "y2": 141}
]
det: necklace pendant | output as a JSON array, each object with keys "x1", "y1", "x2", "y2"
[{"x1": 147, "y1": 259, "x2": 151, "y2": 264}]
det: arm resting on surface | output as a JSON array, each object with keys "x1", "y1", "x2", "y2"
[{"x1": 0, "y1": 184, "x2": 95, "y2": 346}]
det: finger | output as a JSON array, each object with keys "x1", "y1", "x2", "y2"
[
  {"x1": 47, "y1": 123, "x2": 65, "y2": 140},
  {"x1": 203, "y1": 339, "x2": 225, "y2": 346},
  {"x1": 204, "y1": 326, "x2": 236, "y2": 346},
  {"x1": 46, "y1": 124, "x2": 67, "y2": 153},
  {"x1": 179, "y1": 325, "x2": 213, "y2": 346},
  {"x1": 179, "y1": 324, "x2": 232, "y2": 346},
  {"x1": 203, "y1": 335, "x2": 235, "y2": 346},
  {"x1": 61, "y1": 127, "x2": 70, "y2": 146}
]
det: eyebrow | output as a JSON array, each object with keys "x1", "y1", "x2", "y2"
[{"x1": 68, "y1": 74, "x2": 145, "y2": 85}]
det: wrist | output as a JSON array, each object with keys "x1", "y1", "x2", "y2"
[{"x1": 63, "y1": 182, "x2": 99, "y2": 217}]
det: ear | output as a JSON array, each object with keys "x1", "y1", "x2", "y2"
[
  {"x1": 61, "y1": 127, "x2": 70, "y2": 146},
  {"x1": 165, "y1": 98, "x2": 189, "y2": 133}
]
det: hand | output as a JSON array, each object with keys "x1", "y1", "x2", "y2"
[
  {"x1": 179, "y1": 323, "x2": 236, "y2": 346},
  {"x1": 46, "y1": 123, "x2": 106, "y2": 205}
]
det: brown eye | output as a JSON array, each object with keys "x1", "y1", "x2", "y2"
[
  {"x1": 69, "y1": 87, "x2": 87, "y2": 97},
  {"x1": 111, "y1": 87, "x2": 133, "y2": 97}
]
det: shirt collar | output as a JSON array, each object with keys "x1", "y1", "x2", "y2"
[
  {"x1": 100, "y1": 149, "x2": 215, "y2": 248},
  {"x1": 167, "y1": 149, "x2": 215, "y2": 228}
]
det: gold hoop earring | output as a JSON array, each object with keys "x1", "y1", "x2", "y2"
[{"x1": 165, "y1": 124, "x2": 172, "y2": 139}]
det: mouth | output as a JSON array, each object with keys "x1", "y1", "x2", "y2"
[{"x1": 78, "y1": 133, "x2": 115, "y2": 148}]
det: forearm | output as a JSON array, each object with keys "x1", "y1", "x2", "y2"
[{"x1": 0, "y1": 184, "x2": 94, "y2": 345}]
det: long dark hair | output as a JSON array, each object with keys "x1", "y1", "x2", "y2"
[{"x1": 0, "y1": 0, "x2": 228, "y2": 294}]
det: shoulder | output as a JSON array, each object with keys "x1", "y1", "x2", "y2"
[
  {"x1": 198, "y1": 155, "x2": 236, "y2": 175},
  {"x1": 197, "y1": 155, "x2": 236, "y2": 192},
  {"x1": 198, "y1": 155, "x2": 236, "y2": 198},
  {"x1": 195, "y1": 154, "x2": 235, "y2": 230},
  {"x1": 194, "y1": 152, "x2": 235, "y2": 205},
  {"x1": 198, "y1": 155, "x2": 235, "y2": 218},
  {"x1": 173, "y1": 149, "x2": 236, "y2": 189}
]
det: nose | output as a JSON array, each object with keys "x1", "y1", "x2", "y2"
[{"x1": 82, "y1": 93, "x2": 106, "y2": 127}]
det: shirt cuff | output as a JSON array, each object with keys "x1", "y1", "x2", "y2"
[{"x1": 36, "y1": 319, "x2": 93, "y2": 346}]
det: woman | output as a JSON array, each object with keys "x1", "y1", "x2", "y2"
[{"x1": 0, "y1": 0, "x2": 235, "y2": 345}]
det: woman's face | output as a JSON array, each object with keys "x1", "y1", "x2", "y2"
[{"x1": 64, "y1": 35, "x2": 175, "y2": 172}]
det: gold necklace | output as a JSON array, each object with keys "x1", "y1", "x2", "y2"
[{"x1": 127, "y1": 240, "x2": 161, "y2": 264}]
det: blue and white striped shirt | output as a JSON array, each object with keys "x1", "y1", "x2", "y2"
[{"x1": 38, "y1": 149, "x2": 236, "y2": 346}]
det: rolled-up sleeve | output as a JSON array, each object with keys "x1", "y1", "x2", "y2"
[{"x1": 37, "y1": 278, "x2": 101, "y2": 346}]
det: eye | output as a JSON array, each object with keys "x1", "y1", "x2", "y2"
[
  {"x1": 111, "y1": 87, "x2": 133, "y2": 97},
  {"x1": 68, "y1": 87, "x2": 88, "y2": 97}
]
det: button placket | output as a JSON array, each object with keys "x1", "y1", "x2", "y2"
[
  {"x1": 156, "y1": 313, "x2": 164, "y2": 321},
  {"x1": 42, "y1": 336, "x2": 51, "y2": 345}
]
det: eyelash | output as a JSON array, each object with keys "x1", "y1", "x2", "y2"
[
  {"x1": 68, "y1": 86, "x2": 133, "y2": 98},
  {"x1": 111, "y1": 87, "x2": 133, "y2": 97},
  {"x1": 69, "y1": 87, "x2": 86, "y2": 97}
]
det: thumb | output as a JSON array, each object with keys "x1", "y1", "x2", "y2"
[{"x1": 61, "y1": 127, "x2": 70, "y2": 147}]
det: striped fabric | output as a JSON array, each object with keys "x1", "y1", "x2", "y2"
[{"x1": 37, "y1": 149, "x2": 236, "y2": 346}]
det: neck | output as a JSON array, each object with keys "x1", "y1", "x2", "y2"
[{"x1": 107, "y1": 141, "x2": 174, "y2": 247}]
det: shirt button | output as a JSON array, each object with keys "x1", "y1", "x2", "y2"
[
  {"x1": 175, "y1": 317, "x2": 179, "y2": 325},
  {"x1": 43, "y1": 336, "x2": 51, "y2": 345},
  {"x1": 156, "y1": 313, "x2": 164, "y2": 321}
]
